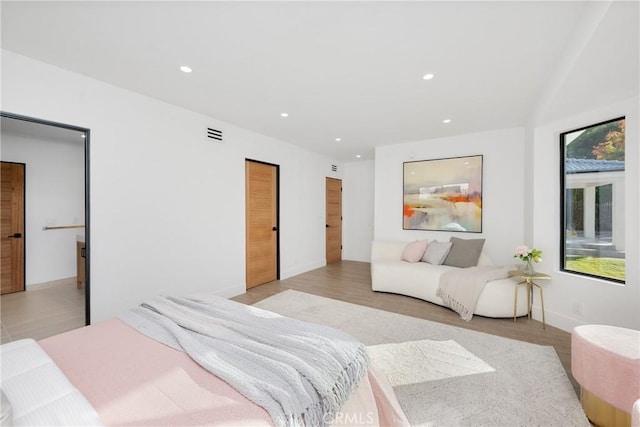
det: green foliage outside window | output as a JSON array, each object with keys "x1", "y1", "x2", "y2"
[{"x1": 567, "y1": 120, "x2": 625, "y2": 160}]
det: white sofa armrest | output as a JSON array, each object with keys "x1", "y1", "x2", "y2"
[
  {"x1": 371, "y1": 241, "x2": 407, "y2": 262},
  {"x1": 477, "y1": 252, "x2": 495, "y2": 266}
]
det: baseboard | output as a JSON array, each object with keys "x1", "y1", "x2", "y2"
[
  {"x1": 27, "y1": 276, "x2": 77, "y2": 289},
  {"x1": 343, "y1": 253, "x2": 371, "y2": 262},
  {"x1": 281, "y1": 260, "x2": 325, "y2": 280},
  {"x1": 211, "y1": 282, "x2": 246, "y2": 299},
  {"x1": 530, "y1": 304, "x2": 585, "y2": 333},
  {"x1": 207, "y1": 261, "x2": 328, "y2": 297}
]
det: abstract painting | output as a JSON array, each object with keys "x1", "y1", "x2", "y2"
[{"x1": 403, "y1": 155, "x2": 483, "y2": 232}]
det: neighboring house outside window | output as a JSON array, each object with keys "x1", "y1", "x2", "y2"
[{"x1": 561, "y1": 118, "x2": 625, "y2": 283}]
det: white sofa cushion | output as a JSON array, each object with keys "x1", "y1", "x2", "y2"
[{"x1": 372, "y1": 260, "x2": 455, "y2": 304}]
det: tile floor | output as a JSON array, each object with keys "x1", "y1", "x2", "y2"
[{"x1": 0, "y1": 277, "x2": 85, "y2": 343}]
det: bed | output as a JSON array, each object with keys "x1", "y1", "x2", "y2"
[{"x1": 0, "y1": 293, "x2": 408, "y2": 427}]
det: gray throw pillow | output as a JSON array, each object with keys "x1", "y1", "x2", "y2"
[
  {"x1": 422, "y1": 241, "x2": 453, "y2": 265},
  {"x1": 443, "y1": 237, "x2": 486, "y2": 268}
]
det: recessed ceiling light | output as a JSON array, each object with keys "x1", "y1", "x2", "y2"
[
  {"x1": 281, "y1": 113, "x2": 289, "y2": 117},
  {"x1": 335, "y1": 138, "x2": 341, "y2": 142},
  {"x1": 180, "y1": 66, "x2": 192, "y2": 73},
  {"x1": 443, "y1": 119, "x2": 452, "y2": 124},
  {"x1": 422, "y1": 73, "x2": 435, "y2": 80},
  {"x1": 356, "y1": 154, "x2": 361, "y2": 158}
]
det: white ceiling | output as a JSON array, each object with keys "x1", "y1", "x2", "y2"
[{"x1": 1, "y1": 1, "x2": 638, "y2": 161}]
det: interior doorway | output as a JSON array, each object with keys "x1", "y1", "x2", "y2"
[
  {"x1": 245, "y1": 159, "x2": 279, "y2": 288},
  {"x1": 0, "y1": 112, "x2": 91, "y2": 326},
  {"x1": 325, "y1": 177, "x2": 342, "y2": 264},
  {"x1": 1, "y1": 161, "x2": 25, "y2": 294}
]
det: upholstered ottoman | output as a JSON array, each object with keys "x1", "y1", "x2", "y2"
[{"x1": 572, "y1": 325, "x2": 640, "y2": 427}]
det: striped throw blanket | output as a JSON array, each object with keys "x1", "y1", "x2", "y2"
[{"x1": 119, "y1": 293, "x2": 369, "y2": 426}]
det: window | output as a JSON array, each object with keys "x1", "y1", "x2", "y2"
[{"x1": 560, "y1": 117, "x2": 625, "y2": 283}]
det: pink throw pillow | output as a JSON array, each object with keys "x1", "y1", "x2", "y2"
[{"x1": 401, "y1": 240, "x2": 429, "y2": 263}]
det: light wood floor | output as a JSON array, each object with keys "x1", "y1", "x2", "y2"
[
  {"x1": 0, "y1": 262, "x2": 578, "y2": 396},
  {"x1": 0, "y1": 277, "x2": 85, "y2": 344}
]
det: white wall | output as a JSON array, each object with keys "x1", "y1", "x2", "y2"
[
  {"x1": 1, "y1": 131, "x2": 84, "y2": 286},
  {"x1": 342, "y1": 160, "x2": 375, "y2": 262},
  {"x1": 1, "y1": 50, "x2": 342, "y2": 322},
  {"x1": 7, "y1": 49, "x2": 636, "y2": 333},
  {"x1": 374, "y1": 127, "x2": 526, "y2": 266},
  {"x1": 531, "y1": 96, "x2": 639, "y2": 332}
]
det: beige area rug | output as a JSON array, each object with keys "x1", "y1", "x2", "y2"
[{"x1": 254, "y1": 290, "x2": 589, "y2": 427}]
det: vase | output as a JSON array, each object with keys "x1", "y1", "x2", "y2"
[{"x1": 523, "y1": 259, "x2": 535, "y2": 275}]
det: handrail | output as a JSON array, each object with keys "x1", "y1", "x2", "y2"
[{"x1": 42, "y1": 225, "x2": 85, "y2": 230}]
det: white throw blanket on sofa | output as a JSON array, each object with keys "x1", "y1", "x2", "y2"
[
  {"x1": 119, "y1": 294, "x2": 369, "y2": 427},
  {"x1": 437, "y1": 266, "x2": 512, "y2": 321}
]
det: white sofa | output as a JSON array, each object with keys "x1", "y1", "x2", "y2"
[{"x1": 371, "y1": 241, "x2": 529, "y2": 318}]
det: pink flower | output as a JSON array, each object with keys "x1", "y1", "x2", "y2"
[{"x1": 515, "y1": 245, "x2": 530, "y2": 256}]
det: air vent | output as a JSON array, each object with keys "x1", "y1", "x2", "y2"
[
  {"x1": 331, "y1": 165, "x2": 338, "y2": 172},
  {"x1": 207, "y1": 127, "x2": 223, "y2": 142}
]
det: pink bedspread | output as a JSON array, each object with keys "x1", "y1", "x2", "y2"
[{"x1": 39, "y1": 319, "x2": 408, "y2": 426}]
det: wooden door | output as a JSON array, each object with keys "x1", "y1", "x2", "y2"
[
  {"x1": 245, "y1": 160, "x2": 278, "y2": 288},
  {"x1": 1, "y1": 162, "x2": 25, "y2": 294},
  {"x1": 326, "y1": 177, "x2": 342, "y2": 264}
]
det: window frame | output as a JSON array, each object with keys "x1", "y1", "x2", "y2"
[{"x1": 559, "y1": 116, "x2": 626, "y2": 284}]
